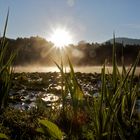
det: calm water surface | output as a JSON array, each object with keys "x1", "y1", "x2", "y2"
[
  {"x1": 11, "y1": 66, "x2": 140, "y2": 111},
  {"x1": 14, "y1": 66, "x2": 140, "y2": 75}
]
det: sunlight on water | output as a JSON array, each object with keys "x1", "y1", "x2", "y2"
[
  {"x1": 14, "y1": 66, "x2": 140, "y2": 75},
  {"x1": 14, "y1": 66, "x2": 60, "y2": 73}
]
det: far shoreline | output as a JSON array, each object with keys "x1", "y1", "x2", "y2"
[{"x1": 13, "y1": 66, "x2": 140, "y2": 75}]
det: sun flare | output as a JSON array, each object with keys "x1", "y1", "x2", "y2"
[{"x1": 49, "y1": 28, "x2": 73, "y2": 48}]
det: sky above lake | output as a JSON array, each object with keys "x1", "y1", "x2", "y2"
[{"x1": 0, "y1": 0, "x2": 140, "y2": 43}]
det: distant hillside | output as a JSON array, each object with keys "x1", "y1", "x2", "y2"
[{"x1": 107, "y1": 37, "x2": 140, "y2": 45}]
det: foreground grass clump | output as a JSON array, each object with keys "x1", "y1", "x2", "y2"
[
  {"x1": 0, "y1": 11, "x2": 16, "y2": 111},
  {"x1": 86, "y1": 36, "x2": 140, "y2": 140},
  {"x1": 52, "y1": 36, "x2": 140, "y2": 140},
  {"x1": 0, "y1": 11, "x2": 16, "y2": 139}
]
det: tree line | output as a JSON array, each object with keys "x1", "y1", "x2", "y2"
[{"x1": 1, "y1": 36, "x2": 140, "y2": 66}]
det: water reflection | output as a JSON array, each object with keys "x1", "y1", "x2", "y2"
[
  {"x1": 9, "y1": 69, "x2": 140, "y2": 112},
  {"x1": 9, "y1": 72, "x2": 101, "y2": 110}
]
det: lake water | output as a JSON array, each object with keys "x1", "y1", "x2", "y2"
[
  {"x1": 14, "y1": 66, "x2": 140, "y2": 75},
  {"x1": 11, "y1": 66, "x2": 140, "y2": 111}
]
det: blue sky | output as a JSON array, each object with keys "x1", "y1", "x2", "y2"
[{"x1": 0, "y1": 0, "x2": 140, "y2": 43}]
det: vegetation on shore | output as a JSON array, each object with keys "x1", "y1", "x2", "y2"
[{"x1": 1, "y1": 36, "x2": 140, "y2": 66}]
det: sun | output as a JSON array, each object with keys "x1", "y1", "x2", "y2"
[{"x1": 49, "y1": 28, "x2": 73, "y2": 48}]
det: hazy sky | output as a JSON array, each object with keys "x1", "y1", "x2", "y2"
[{"x1": 0, "y1": 0, "x2": 140, "y2": 43}]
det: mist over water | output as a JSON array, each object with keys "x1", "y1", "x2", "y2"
[{"x1": 14, "y1": 66, "x2": 140, "y2": 75}]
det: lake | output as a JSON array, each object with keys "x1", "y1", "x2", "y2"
[
  {"x1": 10, "y1": 66, "x2": 140, "y2": 112},
  {"x1": 14, "y1": 66, "x2": 140, "y2": 75}
]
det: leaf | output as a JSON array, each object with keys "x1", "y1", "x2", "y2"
[
  {"x1": 36, "y1": 128, "x2": 44, "y2": 134},
  {"x1": 38, "y1": 119, "x2": 63, "y2": 140},
  {"x1": 0, "y1": 133, "x2": 9, "y2": 139},
  {"x1": 75, "y1": 86, "x2": 84, "y2": 101}
]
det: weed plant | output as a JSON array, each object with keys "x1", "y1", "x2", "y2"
[
  {"x1": 84, "y1": 35, "x2": 140, "y2": 140},
  {"x1": 51, "y1": 34, "x2": 140, "y2": 140},
  {"x1": 0, "y1": 11, "x2": 16, "y2": 111}
]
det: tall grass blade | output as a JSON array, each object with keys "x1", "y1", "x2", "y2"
[{"x1": 0, "y1": 10, "x2": 16, "y2": 110}]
